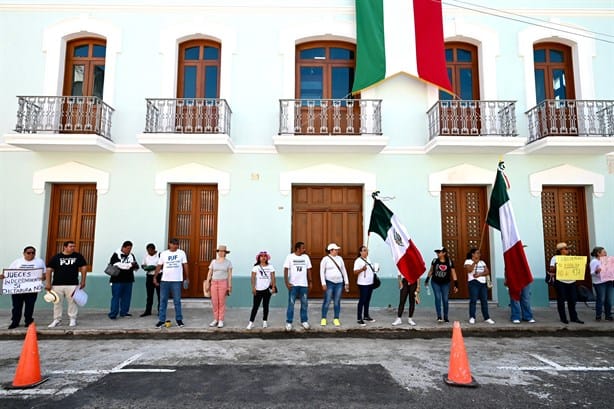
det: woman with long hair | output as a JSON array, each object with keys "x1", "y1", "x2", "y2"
[
  {"x1": 206, "y1": 245, "x2": 233, "y2": 328},
  {"x1": 353, "y1": 245, "x2": 376, "y2": 326},
  {"x1": 425, "y1": 247, "x2": 457, "y2": 323},
  {"x1": 247, "y1": 251, "x2": 277, "y2": 329},
  {"x1": 464, "y1": 248, "x2": 495, "y2": 324}
]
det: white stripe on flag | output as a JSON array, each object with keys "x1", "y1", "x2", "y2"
[
  {"x1": 499, "y1": 201, "x2": 520, "y2": 252},
  {"x1": 383, "y1": 0, "x2": 417, "y2": 78}
]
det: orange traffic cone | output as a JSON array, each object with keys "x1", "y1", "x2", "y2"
[
  {"x1": 443, "y1": 321, "x2": 479, "y2": 387},
  {"x1": 5, "y1": 323, "x2": 48, "y2": 389}
]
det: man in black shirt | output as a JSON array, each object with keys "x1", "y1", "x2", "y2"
[{"x1": 45, "y1": 240, "x2": 87, "y2": 328}]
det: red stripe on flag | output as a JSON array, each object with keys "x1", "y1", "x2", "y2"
[
  {"x1": 396, "y1": 239, "x2": 426, "y2": 284},
  {"x1": 413, "y1": 0, "x2": 453, "y2": 92},
  {"x1": 503, "y1": 240, "x2": 534, "y2": 301}
]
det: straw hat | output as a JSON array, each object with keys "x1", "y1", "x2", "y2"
[{"x1": 43, "y1": 290, "x2": 60, "y2": 304}]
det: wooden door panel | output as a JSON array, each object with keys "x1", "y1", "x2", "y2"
[
  {"x1": 292, "y1": 186, "x2": 363, "y2": 299},
  {"x1": 169, "y1": 184, "x2": 217, "y2": 297},
  {"x1": 541, "y1": 186, "x2": 590, "y2": 299},
  {"x1": 440, "y1": 186, "x2": 490, "y2": 299}
]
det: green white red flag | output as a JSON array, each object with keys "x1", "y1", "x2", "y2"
[
  {"x1": 368, "y1": 197, "x2": 426, "y2": 284},
  {"x1": 486, "y1": 162, "x2": 534, "y2": 301},
  {"x1": 352, "y1": 0, "x2": 453, "y2": 93}
]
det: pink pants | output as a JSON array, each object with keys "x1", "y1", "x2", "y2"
[{"x1": 211, "y1": 279, "x2": 228, "y2": 321}]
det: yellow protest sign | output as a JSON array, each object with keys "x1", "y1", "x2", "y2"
[{"x1": 555, "y1": 256, "x2": 586, "y2": 281}]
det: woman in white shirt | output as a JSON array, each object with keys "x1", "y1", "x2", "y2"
[
  {"x1": 464, "y1": 248, "x2": 494, "y2": 325},
  {"x1": 354, "y1": 245, "x2": 376, "y2": 326},
  {"x1": 320, "y1": 243, "x2": 349, "y2": 327},
  {"x1": 247, "y1": 251, "x2": 277, "y2": 329}
]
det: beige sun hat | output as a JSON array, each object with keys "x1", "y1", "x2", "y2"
[
  {"x1": 43, "y1": 289, "x2": 60, "y2": 304},
  {"x1": 216, "y1": 245, "x2": 230, "y2": 253}
]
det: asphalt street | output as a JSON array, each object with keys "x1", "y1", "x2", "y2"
[{"x1": 1, "y1": 336, "x2": 614, "y2": 408}]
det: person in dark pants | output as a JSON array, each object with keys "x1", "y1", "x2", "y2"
[
  {"x1": 140, "y1": 243, "x2": 160, "y2": 317},
  {"x1": 2, "y1": 246, "x2": 46, "y2": 329},
  {"x1": 246, "y1": 251, "x2": 277, "y2": 329},
  {"x1": 547, "y1": 242, "x2": 584, "y2": 324},
  {"x1": 392, "y1": 274, "x2": 419, "y2": 326},
  {"x1": 354, "y1": 246, "x2": 376, "y2": 326}
]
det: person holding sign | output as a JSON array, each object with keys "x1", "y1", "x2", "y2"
[
  {"x1": 590, "y1": 246, "x2": 613, "y2": 321},
  {"x1": 1, "y1": 246, "x2": 46, "y2": 329},
  {"x1": 548, "y1": 242, "x2": 584, "y2": 324}
]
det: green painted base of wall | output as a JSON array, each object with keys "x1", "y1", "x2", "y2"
[{"x1": 0, "y1": 276, "x2": 551, "y2": 311}]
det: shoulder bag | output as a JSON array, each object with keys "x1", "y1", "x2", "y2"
[
  {"x1": 361, "y1": 258, "x2": 381, "y2": 289},
  {"x1": 104, "y1": 263, "x2": 120, "y2": 277}
]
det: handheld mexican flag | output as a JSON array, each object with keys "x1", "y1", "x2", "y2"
[
  {"x1": 352, "y1": 0, "x2": 453, "y2": 93},
  {"x1": 486, "y1": 161, "x2": 534, "y2": 301},
  {"x1": 368, "y1": 195, "x2": 426, "y2": 284}
]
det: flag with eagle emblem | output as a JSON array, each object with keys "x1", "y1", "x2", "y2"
[{"x1": 368, "y1": 197, "x2": 426, "y2": 283}]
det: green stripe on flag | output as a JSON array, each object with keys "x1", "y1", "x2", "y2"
[
  {"x1": 352, "y1": 0, "x2": 386, "y2": 93},
  {"x1": 368, "y1": 199, "x2": 393, "y2": 241},
  {"x1": 487, "y1": 166, "x2": 509, "y2": 231}
]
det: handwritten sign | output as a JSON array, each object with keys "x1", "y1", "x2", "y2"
[
  {"x1": 1, "y1": 268, "x2": 44, "y2": 295},
  {"x1": 555, "y1": 256, "x2": 586, "y2": 281},
  {"x1": 599, "y1": 256, "x2": 614, "y2": 281}
]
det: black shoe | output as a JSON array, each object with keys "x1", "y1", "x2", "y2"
[
  {"x1": 561, "y1": 319, "x2": 569, "y2": 324},
  {"x1": 571, "y1": 319, "x2": 584, "y2": 324},
  {"x1": 364, "y1": 317, "x2": 375, "y2": 322},
  {"x1": 176, "y1": 320, "x2": 185, "y2": 328},
  {"x1": 24, "y1": 322, "x2": 33, "y2": 327},
  {"x1": 120, "y1": 313, "x2": 132, "y2": 317},
  {"x1": 357, "y1": 319, "x2": 366, "y2": 326},
  {"x1": 108, "y1": 315, "x2": 117, "y2": 320},
  {"x1": 596, "y1": 316, "x2": 602, "y2": 321},
  {"x1": 139, "y1": 312, "x2": 151, "y2": 317},
  {"x1": 8, "y1": 323, "x2": 19, "y2": 329},
  {"x1": 444, "y1": 318, "x2": 450, "y2": 323},
  {"x1": 155, "y1": 321, "x2": 165, "y2": 329},
  {"x1": 606, "y1": 317, "x2": 614, "y2": 321}
]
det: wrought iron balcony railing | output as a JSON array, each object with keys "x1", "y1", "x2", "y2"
[
  {"x1": 526, "y1": 99, "x2": 614, "y2": 143},
  {"x1": 144, "y1": 98, "x2": 232, "y2": 134},
  {"x1": 427, "y1": 100, "x2": 517, "y2": 140},
  {"x1": 14, "y1": 96, "x2": 115, "y2": 140},
  {"x1": 279, "y1": 99, "x2": 382, "y2": 135}
]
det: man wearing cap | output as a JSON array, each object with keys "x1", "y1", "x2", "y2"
[
  {"x1": 1, "y1": 246, "x2": 46, "y2": 329},
  {"x1": 319, "y1": 243, "x2": 349, "y2": 327},
  {"x1": 283, "y1": 241, "x2": 313, "y2": 331},
  {"x1": 548, "y1": 242, "x2": 584, "y2": 324},
  {"x1": 154, "y1": 238, "x2": 189, "y2": 328},
  {"x1": 45, "y1": 240, "x2": 88, "y2": 328}
]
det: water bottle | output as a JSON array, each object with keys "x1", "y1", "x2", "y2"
[{"x1": 426, "y1": 286, "x2": 431, "y2": 296}]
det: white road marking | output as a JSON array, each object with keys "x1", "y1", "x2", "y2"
[{"x1": 498, "y1": 353, "x2": 614, "y2": 372}]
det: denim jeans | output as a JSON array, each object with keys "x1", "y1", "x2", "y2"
[
  {"x1": 468, "y1": 280, "x2": 490, "y2": 320},
  {"x1": 510, "y1": 285, "x2": 534, "y2": 321},
  {"x1": 357, "y1": 284, "x2": 374, "y2": 320},
  {"x1": 431, "y1": 281, "x2": 450, "y2": 320},
  {"x1": 159, "y1": 281, "x2": 183, "y2": 322},
  {"x1": 109, "y1": 282, "x2": 133, "y2": 318},
  {"x1": 594, "y1": 281, "x2": 613, "y2": 319},
  {"x1": 321, "y1": 280, "x2": 343, "y2": 319},
  {"x1": 286, "y1": 285, "x2": 308, "y2": 323}
]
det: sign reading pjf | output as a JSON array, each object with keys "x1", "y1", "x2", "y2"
[
  {"x1": 1, "y1": 268, "x2": 44, "y2": 295},
  {"x1": 555, "y1": 256, "x2": 587, "y2": 281}
]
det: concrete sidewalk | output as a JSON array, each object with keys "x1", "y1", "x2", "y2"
[{"x1": 1, "y1": 300, "x2": 612, "y2": 340}]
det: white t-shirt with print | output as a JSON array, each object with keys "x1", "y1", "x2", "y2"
[
  {"x1": 354, "y1": 257, "x2": 374, "y2": 286},
  {"x1": 283, "y1": 253, "x2": 312, "y2": 287},
  {"x1": 252, "y1": 264, "x2": 275, "y2": 291},
  {"x1": 464, "y1": 259, "x2": 487, "y2": 284},
  {"x1": 157, "y1": 249, "x2": 188, "y2": 282}
]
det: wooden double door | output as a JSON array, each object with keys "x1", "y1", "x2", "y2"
[
  {"x1": 292, "y1": 186, "x2": 363, "y2": 298},
  {"x1": 168, "y1": 184, "x2": 218, "y2": 297},
  {"x1": 440, "y1": 186, "x2": 491, "y2": 299}
]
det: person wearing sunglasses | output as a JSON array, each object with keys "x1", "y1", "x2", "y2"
[
  {"x1": 548, "y1": 242, "x2": 584, "y2": 324},
  {"x1": 2, "y1": 246, "x2": 46, "y2": 329},
  {"x1": 246, "y1": 251, "x2": 277, "y2": 329}
]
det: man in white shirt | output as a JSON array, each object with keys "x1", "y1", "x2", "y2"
[
  {"x1": 154, "y1": 238, "x2": 189, "y2": 328},
  {"x1": 283, "y1": 241, "x2": 312, "y2": 331}
]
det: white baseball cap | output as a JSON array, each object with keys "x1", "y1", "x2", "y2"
[{"x1": 326, "y1": 243, "x2": 341, "y2": 251}]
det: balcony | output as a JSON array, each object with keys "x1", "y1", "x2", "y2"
[
  {"x1": 4, "y1": 96, "x2": 115, "y2": 152},
  {"x1": 274, "y1": 99, "x2": 387, "y2": 153},
  {"x1": 137, "y1": 98, "x2": 234, "y2": 152},
  {"x1": 524, "y1": 99, "x2": 614, "y2": 154},
  {"x1": 425, "y1": 100, "x2": 523, "y2": 154}
]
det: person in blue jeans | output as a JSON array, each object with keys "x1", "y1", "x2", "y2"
[
  {"x1": 508, "y1": 281, "x2": 535, "y2": 323},
  {"x1": 283, "y1": 241, "x2": 313, "y2": 331},
  {"x1": 153, "y1": 238, "x2": 189, "y2": 328},
  {"x1": 590, "y1": 246, "x2": 613, "y2": 321},
  {"x1": 108, "y1": 241, "x2": 139, "y2": 320},
  {"x1": 425, "y1": 247, "x2": 458, "y2": 323},
  {"x1": 319, "y1": 243, "x2": 350, "y2": 327},
  {"x1": 464, "y1": 248, "x2": 495, "y2": 325}
]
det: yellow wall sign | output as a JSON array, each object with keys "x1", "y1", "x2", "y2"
[{"x1": 555, "y1": 256, "x2": 587, "y2": 281}]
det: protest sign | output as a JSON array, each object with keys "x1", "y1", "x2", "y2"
[
  {"x1": 599, "y1": 256, "x2": 614, "y2": 281},
  {"x1": 1, "y1": 268, "x2": 44, "y2": 295},
  {"x1": 555, "y1": 256, "x2": 586, "y2": 281}
]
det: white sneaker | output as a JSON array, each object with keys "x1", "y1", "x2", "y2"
[
  {"x1": 485, "y1": 318, "x2": 495, "y2": 324},
  {"x1": 392, "y1": 317, "x2": 402, "y2": 326},
  {"x1": 69, "y1": 319, "x2": 77, "y2": 327},
  {"x1": 285, "y1": 323, "x2": 292, "y2": 331},
  {"x1": 512, "y1": 319, "x2": 521, "y2": 324},
  {"x1": 246, "y1": 322, "x2": 254, "y2": 330},
  {"x1": 217, "y1": 321, "x2": 224, "y2": 328},
  {"x1": 528, "y1": 319, "x2": 536, "y2": 323},
  {"x1": 408, "y1": 318, "x2": 416, "y2": 326},
  {"x1": 209, "y1": 320, "x2": 218, "y2": 327},
  {"x1": 48, "y1": 319, "x2": 61, "y2": 328},
  {"x1": 301, "y1": 322, "x2": 310, "y2": 330},
  {"x1": 469, "y1": 317, "x2": 476, "y2": 324},
  {"x1": 262, "y1": 321, "x2": 268, "y2": 328}
]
